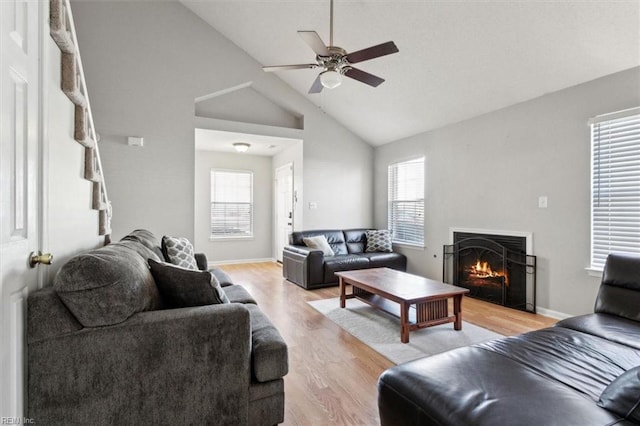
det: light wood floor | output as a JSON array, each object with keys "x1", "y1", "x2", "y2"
[{"x1": 219, "y1": 262, "x2": 557, "y2": 426}]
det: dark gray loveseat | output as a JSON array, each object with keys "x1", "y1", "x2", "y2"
[
  {"x1": 283, "y1": 229, "x2": 407, "y2": 289},
  {"x1": 27, "y1": 230, "x2": 288, "y2": 425},
  {"x1": 378, "y1": 253, "x2": 640, "y2": 425}
]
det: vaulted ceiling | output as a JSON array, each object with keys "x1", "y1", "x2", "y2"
[{"x1": 182, "y1": 0, "x2": 640, "y2": 146}]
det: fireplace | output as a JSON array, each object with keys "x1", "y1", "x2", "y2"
[{"x1": 443, "y1": 230, "x2": 536, "y2": 313}]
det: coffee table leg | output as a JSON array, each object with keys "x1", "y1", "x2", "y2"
[
  {"x1": 454, "y1": 295, "x2": 462, "y2": 330},
  {"x1": 340, "y1": 277, "x2": 346, "y2": 308},
  {"x1": 400, "y1": 302, "x2": 410, "y2": 343}
]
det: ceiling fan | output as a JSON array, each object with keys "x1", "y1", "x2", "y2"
[{"x1": 262, "y1": 0, "x2": 399, "y2": 93}]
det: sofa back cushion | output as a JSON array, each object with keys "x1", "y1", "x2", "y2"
[
  {"x1": 54, "y1": 242, "x2": 162, "y2": 327},
  {"x1": 344, "y1": 229, "x2": 369, "y2": 254},
  {"x1": 290, "y1": 230, "x2": 347, "y2": 255},
  {"x1": 121, "y1": 229, "x2": 164, "y2": 260},
  {"x1": 595, "y1": 253, "x2": 640, "y2": 321}
]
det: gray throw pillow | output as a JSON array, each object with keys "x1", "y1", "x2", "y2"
[
  {"x1": 161, "y1": 235, "x2": 198, "y2": 270},
  {"x1": 597, "y1": 366, "x2": 640, "y2": 422},
  {"x1": 303, "y1": 235, "x2": 334, "y2": 256},
  {"x1": 365, "y1": 230, "x2": 393, "y2": 253},
  {"x1": 148, "y1": 259, "x2": 229, "y2": 307}
]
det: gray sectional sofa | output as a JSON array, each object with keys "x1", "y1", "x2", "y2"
[
  {"x1": 27, "y1": 230, "x2": 288, "y2": 425},
  {"x1": 283, "y1": 229, "x2": 407, "y2": 289}
]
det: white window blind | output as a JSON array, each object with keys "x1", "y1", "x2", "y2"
[
  {"x1": 210, "y1": 169, "x2": 253, "y2": 239},
  {"x1": 388, "y1": 157, "x2": 425, "y2": 246},
  {"x1": 590, "y1": 108, "x2": 640, "y2": 270}
]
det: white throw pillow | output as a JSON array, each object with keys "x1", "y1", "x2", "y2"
[{"x1": 303, "y1": 235, "x2": 335, "y2": 256}]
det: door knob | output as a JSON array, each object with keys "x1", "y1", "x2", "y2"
[{"x1": 29, "y1": 252, "x2": 54, "y2": 268}]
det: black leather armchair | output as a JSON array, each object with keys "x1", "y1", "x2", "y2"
[
  {"x1": 378, "y1": 253, "x2": 640, "y2": 425},
  {"x1": 282, "y1": 229, "x2": 407, "y2": 290}
]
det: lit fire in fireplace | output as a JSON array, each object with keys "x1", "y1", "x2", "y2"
[{"x1": 469, "y1": 259, "x2": 508, "y2": 286}]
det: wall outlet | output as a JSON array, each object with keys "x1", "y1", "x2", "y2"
[
  {"x1": 538, "y1": 196, "x2": 548, "y2": 209},
  {"x1": 309, "y1": 202, "x2": 318, "y2": 210}
]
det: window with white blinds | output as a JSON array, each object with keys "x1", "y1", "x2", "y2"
[
  {"x1": 590, "y1": 107, "x2": 640, "y2": 270},
  {"x1": 388, "y1": 157, "x2": 425, "y2": 246},
  {"x1": 210, "y1": 169, "x2": 253, "y2": 239}
]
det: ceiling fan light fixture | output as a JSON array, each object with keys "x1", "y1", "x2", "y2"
[
  {"x1": 233, "y1": 142, "x2": 251, "y2": 153},
  {"x1": 320, "y1": 69, "x2": 342, "y2": 89}
]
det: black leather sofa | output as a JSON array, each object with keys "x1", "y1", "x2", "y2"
[
  {"x1": 282, "y1": 229, "x2": 407, "y2": 289},
  {"x1": 378, "y1": 253, "x2": 640, "y2": 425}
]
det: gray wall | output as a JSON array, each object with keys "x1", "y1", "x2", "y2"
[
  {"x1": 194, "y1": 151, "x2": 272, "y2": 262},
  {"x1": 374, "y1": 67, "x2": 640, "y2": 317},
  {"x1": 72, "y1": 1, "x2": 373, "y2": 242}
]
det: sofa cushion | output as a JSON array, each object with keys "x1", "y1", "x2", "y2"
[
  {"x1": 117, "y1": 239, "x2": 162, "y2": 262},
  {"x1": 598, "y1": 366, "x2": 640, "y2": 422},
  {"x1": 291, "y1": 230, "x2": 348, "y2": 255},
  {"x1": 211, "y1": 267, "x2": 234, "y2": 287},
  {"x1": 162, "y1": 236, "x2": 198, "y2": 270},
  {"x1": 54, "y1": 243, "x2": 162, "y2": 327},
  {"x1": 344, "y1": 229, "x2": 368, "y2": 253},
  {"x1": 245, "y1": 304, "x2": 288, "y2": 382},
  {"x1": 149, "y1": 259, "x2": 229, "y2": 307},
  {"x1": 323, "y1": 254, "x2": 370, "y2": 283},
  {"x1": 596, "y1": 253, "x2": 640, "y2": 322},
  {"x1": 303, "y1": 235, "x2": 334, "y2": 256},
  {"x1": 365, "y1": 229, "x2": 393, "y2": 253},
  {"x1": 358, "y1": 252, "x2": 407, "y2": 270},
  {"x1": 224, "y1": 285, "x2": 257, "y2": 304},
  {"x1": 121, "y1": 229, "x2": 164, "y2": 260},
  {"x1": 555, "y1": 313, "x2": 640, "y2": 350}
]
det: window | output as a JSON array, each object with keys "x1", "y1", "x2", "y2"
[
  {"x1": 210, "y1": 169, "x2": 253, "y2": 239},
  {"x1": 388, "y1": 157, "x2": 425, "y2": 246},
  {"x1": 590, "y1": 107, "x2": 640, "y2": 270}
]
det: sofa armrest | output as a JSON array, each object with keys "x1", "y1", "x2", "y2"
[
  {"x1": 28, "y1": 303, "x2": 251, "y2": 425},
  {"x1": 282, "y1": 245, "x2": 325, "y2": 288},
  {"x1": 194, "y1": 252, "x2": 208, "y2": 271}
]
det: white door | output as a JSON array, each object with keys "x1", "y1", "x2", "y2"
[
  {"x1": 275, "y1": 163, "x2": 293, "y2": 262},
  {"x1": 0, "y1": 0, "x2": 42, "y2": 417}
]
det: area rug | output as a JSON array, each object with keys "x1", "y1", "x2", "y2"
[{"x1": 308, "y1": 297, "x2": 503, "y2": 364}]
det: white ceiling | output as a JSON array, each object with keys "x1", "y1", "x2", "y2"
[
  {"x1": 195, "y1": 128, "x2": 301, "y2": 156},
  {"x1": 182, "y1": 0, "x2": 640, "y2": 146}
]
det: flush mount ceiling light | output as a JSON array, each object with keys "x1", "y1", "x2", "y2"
[{"x1": 233, "y1": 142, "x2": 251, "y2": 153}]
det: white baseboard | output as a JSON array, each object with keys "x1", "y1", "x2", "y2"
[
  {"x1": 535, "y1": 306, "x2": 572, "y2": 320},
  {"x1": 208, "y1": 258, "x2": 276, "y2": 266}
]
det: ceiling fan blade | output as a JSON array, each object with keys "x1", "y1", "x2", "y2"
[
  {"x1": 308, "y1": 74, "x2": 324, "y2": 94},
  {"x1": 298, "y1": 31, "x2": 329, "y2": 56},
  {"x1": 344, "y1": 67, "x2": 385, "y2": 87},
  {"x1": 346, "y1": 41, "x2": 399, "y2": 64},
  {"x1": 263, "y1": 64, "x2": 318, "y2": 72}
]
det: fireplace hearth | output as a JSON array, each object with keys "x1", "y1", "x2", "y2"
[{"x1": 443, "y1": 231, "x2": 536, "y2": 313}]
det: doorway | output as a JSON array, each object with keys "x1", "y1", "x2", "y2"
[{"x1": 275, "y1": 163, "x2": 294, "y2": 262}]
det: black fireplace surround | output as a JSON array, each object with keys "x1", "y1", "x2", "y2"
[{"x1": 443, "y1": 232, "x2": 536, "y2": 313}]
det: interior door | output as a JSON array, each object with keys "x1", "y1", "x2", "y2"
[
  {"x1": 275, "y1": 163, "x2": 293, "y2": 262},
  {"x1": 0, "y1": 0, "x2": 41, "y2": 417}
]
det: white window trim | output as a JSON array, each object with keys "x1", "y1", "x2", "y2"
[
  {"x1": 210, "y1": 168, "x2": 254, "y2": 240},
  {"x1": 388, "y1": 156, "x2": 425, "y2": 246},
  {"x1": 588, "y1": 107, "x2": 640, "y2": 272}
]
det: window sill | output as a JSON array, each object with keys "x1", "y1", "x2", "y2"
[
  {"x1": 585, "y1": 267, "x2": 603, "y2": 278},
  {"x1": 210, "y1": 237, "x2": 254, "y2": 242},
  {"x1": 393, "y1": 242, "x2": 425, "y2": 250}
]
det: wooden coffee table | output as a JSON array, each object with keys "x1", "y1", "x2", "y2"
[{"x1": 336, "y1": 268, "x2": 470, "y2": 343}]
